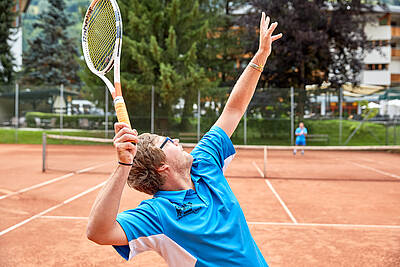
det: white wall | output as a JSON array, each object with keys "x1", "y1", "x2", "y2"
[
  {"x1": 364, "y1": 46, "x2": 391, "y2": 64},
  {"x1": 361, "y1": 70, "x2": 391, "y2": 85},
  {"x1": 389, "y1": 59, "x2": 400, "y2": 74},
  {"x1": 365, "y1": 24, "x2": 391, "y2": 40}
]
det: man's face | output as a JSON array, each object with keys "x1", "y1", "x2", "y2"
[
  {"x1": 299, "y1": 123, "x2": 304, "y2": 128},
  {"x1": 156, "y1": 136, "x2": 193, "y2": 171}
]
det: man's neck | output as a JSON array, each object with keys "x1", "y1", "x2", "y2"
[{"x1": 161, "y1": 168, "x2": 194, "y2": 191}]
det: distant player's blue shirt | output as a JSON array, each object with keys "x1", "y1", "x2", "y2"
[
  {"x1": 295, "y1": 127, "x2": 308, "y2": 145},
  {"x1": 113, "y1": 125, "x2": 268, "y2": 267}
]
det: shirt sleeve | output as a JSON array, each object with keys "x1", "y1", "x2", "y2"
[
  {"x1": 304, "y1": 128, "x2": 308, "y2": 134},
  {"x1": 190, "y1": 125, "x2": 236, "y2": 171},
  {"x1": 113, "y1": 201, "x2": 163, "y2": 261}
]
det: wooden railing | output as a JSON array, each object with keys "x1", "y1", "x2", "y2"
[
  {"x1": 392, "y1": 48, "x2": 400, "y2": 57},
  {"x1": 391, "y1": 73, "x2": 400, "y2": 83},
  {"x1": 391, "y1": 26, "x2": 400, "y2": 37}
]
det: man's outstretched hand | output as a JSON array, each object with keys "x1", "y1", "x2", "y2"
[{"x1": 258, "y1": 12, "x2": 282, "y2": 58}]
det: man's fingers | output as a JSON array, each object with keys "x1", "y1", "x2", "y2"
[
  {"x1": 113, "y1": 127, "x2": 138, "y2": 143},
  {"x1": 117, "y1": 142, "x2": 136, "y2": 151},
  {"x1": 114, "y1": 122, "x2": 131, "y2": 135},
  {"x1": 265, "y1": 15, "x2": 270, "y2": 31},
  {"x1": 114, "y1": 134, "x2": 138, "y2": 145},
  {"x1": 266, "y1": 22, "x2": 278, "y2": 36},
  {"x1": 271, "y1": 33, "x2": 283, "y2": 41},
  {"x1": 260, "y1": 12, "x2": 265, "y2": 30}
]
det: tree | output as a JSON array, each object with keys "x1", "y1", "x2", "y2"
[
  {"x1": 80, "y1": 0, "x2": 222, "y2": 131},
  {"x1": 240, "y1": 0, "x2": 373, "y2": 118},
  {"x1": 0, "y1": 0, "x2": 16, "y2": 86},
  {"x1": 22, "y1": 0, "x2": 80, "y2": 87}
]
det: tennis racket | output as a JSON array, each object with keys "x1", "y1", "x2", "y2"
[{"x1": 82, "y1": 0, "x2": 131, "y2": 129}]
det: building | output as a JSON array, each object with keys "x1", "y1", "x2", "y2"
[
  {"x1": 363, "y1": 5, "x2": 400, "y2": 86},
  {"x1": 9, "y1": 0, "x2": 31, "y2": 71}
]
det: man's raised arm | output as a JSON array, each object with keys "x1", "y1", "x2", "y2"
[{"x1": 214, "y1": 12, "x2": 282, "y2": 137}]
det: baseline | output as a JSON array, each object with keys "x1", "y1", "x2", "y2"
[
  {"x1": 37, "y1": 215, "x2": 400, "y2": 230},
  {"x1": 0, "y1": 180, "x2": 107, "y2": 236},
  {"x1": 0, "y1": 162, "x2": 110, "y2": 201}
]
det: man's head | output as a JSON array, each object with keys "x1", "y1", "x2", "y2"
[
  {"x1": 128, "y1": 133, "x2": 193, "y2": 195},
  {"x1": 299, "y1": 122, "x2": 304, "y2": 128}
]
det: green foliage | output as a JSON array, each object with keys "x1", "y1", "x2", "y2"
[
  {"x1": 80, "y1": 0, "x2": 241, "y2": 131},
  {"x1": 21, "y1": 0, "x2": 80, "y2": 87},
  {"x1": 0, "y1": 0, "x2": 16, "y2": 85},
  {"x1": 25, "y1": 112, "x2": 116, "y2": 129}
]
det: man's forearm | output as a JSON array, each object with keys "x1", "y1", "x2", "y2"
[
  {"x1": 225, "y1": 51, "x2": 268, "y2": 115},
  {"x1": 215, "y1": 51, "x2": 269, "y2": 137},
  {"x1": 87, "y1": 165, "x2": 131, "y2": 238}
]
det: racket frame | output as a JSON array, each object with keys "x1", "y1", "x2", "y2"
[{"x1": 82, "y1": 0, "x2": 131, "y2": 128}]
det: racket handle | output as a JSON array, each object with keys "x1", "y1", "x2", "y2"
[{"x1": 114, "y1": 99, "x2": 131, "y2": 129}]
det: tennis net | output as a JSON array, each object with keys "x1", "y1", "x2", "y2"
[{"x1": 42, "y1": 134, "x2": 400, "y2": 182}]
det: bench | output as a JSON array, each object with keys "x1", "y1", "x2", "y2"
[
  {"x1": 307, "y1": 134, "x2": 329, "y2": 144},
  {"x1": 179, "y1": 132, "x2": 203, "y2": 142}
]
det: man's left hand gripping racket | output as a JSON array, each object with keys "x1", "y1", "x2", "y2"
[{"x1": 82, "y1": 0, "x2": 132, "y2": 129}]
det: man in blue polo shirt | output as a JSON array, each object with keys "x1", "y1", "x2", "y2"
[
  {"x1": 294, "y1": 122, "x2": 308, "y2": 155},
  {"x1": 86, "y1": 12, "x2": 282, "y2": 266}
]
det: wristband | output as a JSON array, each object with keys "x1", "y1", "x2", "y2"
[
  {"x1": 249, "y1": 62, "x2": 263, "y2": 72},
  {"x1": 118, "y1": 161, "x2": 133, "y2": 166}
]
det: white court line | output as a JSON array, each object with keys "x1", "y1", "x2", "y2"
[
  {"x1": 252, "y1": 161, "x2": 298, "y2": 224},
  {"x1": 351, "y1": 162, "x2": 400, "y2": 180},
  {"x1": 0, "y1": 181, "x2": 106, "y2": 236},
  {"x1": 0, "y1": 162, "x2": 110, "y2": 201},
  {"x1": 37, "y1": 216, "x2": 400, "y2": 230},
  {"x1": 248, "y1": 221, "x2": 400, "y2": 230}
]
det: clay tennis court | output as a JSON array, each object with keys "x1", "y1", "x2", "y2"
[{"x1": 1, "y1": 143, "x2": 400, "y2": 266}]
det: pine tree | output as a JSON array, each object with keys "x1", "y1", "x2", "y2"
[
  {"x1": 22, "y1": 0, "x2": 80, "y2": 87},
  {"x1": 0, "y1": 0, "x2": 16, "y2": 86},
  {"x1": 80, "y1": 0, "x2": 230, "y2": 131}
]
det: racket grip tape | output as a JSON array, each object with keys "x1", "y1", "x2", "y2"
[{"x1": 115, "y1": 101, "x2": 131, "y2": 129}]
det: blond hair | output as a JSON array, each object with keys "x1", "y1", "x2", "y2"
[{"x1": 127, "y1": 133, "x2": 166, "y2": 195}]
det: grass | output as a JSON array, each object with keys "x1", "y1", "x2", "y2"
[
  {"x1": 1, "y1": 119, "x2": 399, "y2": 146},
  {"x1": 0, "y1": 128, "x2": 113, "y2": 145}
]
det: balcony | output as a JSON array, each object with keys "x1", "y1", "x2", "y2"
[
  {"x1": 365, "y1": 24, "x2": 391, "y2": 40},
  {"x1": 391, "y1": 73, "x2": 400, "y2": 83},
  {"x1": 364, "y1": 46, "x2": 391, "y2": 64},
  {"x1": 392, "y1": 26, "x2": 400, "y2": 38},
  {"x1": 361, "y1": 70, "x2": 391, "y2": 86},
  {"x1": 392, "y1": 48, "x2": 400, "y2": 57}
]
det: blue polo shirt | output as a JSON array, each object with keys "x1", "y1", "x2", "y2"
[
  {"x1": 113, "y1": 125, "x2": 268, "y2": 267},
  {"x1": 295, "y1": 127, "x2": 307, "y2": 143}
]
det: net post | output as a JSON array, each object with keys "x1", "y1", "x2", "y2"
[
  {"x1": 263, "y1": 146, "x2": 267, "y2": 178},
  {"x1": 42, "y1": 132, "x2": 47, "y2": 172}
]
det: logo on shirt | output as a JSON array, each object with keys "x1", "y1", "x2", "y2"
[{"x1": 174, "y1": 202, "x2": 201, "y2": 220}]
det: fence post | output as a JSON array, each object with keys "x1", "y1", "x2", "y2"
[
  {"x1": 290, "y1": 87, "x2": 294, "y2": 146},
  {"x1": 42, "y1": 133, "x2": 47, "y2": 172},
  {"x1": 15, "y1": 82, "x2": 19, "y2": 143},
  {"x1": 339, "y1": 87, "x2": 343, "y2": 145},
  {"x1": 197, "y1": 89, "x2": 201, "y2": 142},
  {"x1": 151, "y1": 85, "x2": 154, "y2": 133},
  {"x1": 60, "y1": 84, "x2": 64, "y2": 134},
  {"x1": 244, "y1": 110, "x2": 247, "y2": 145}
]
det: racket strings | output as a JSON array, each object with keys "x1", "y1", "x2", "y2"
[{"x1": 87, "y1": 0, "x2": 117, "y2": 72}]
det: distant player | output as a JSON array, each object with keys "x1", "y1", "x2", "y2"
[{"x1": 294, "y1": 122, "x2": 307, "y2": 155}]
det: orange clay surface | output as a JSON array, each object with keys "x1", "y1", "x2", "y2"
[{"x1": 0, "y1": 144, "x2": 399, "y2": 266}]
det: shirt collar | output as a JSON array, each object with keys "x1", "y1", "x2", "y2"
[{"x1": 154, "y1": 188, "x2": 196, "y2": 205}]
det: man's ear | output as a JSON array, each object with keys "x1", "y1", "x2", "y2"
[{"x1": 157, "y1": 163, "x2": 169, "y2": 173}]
